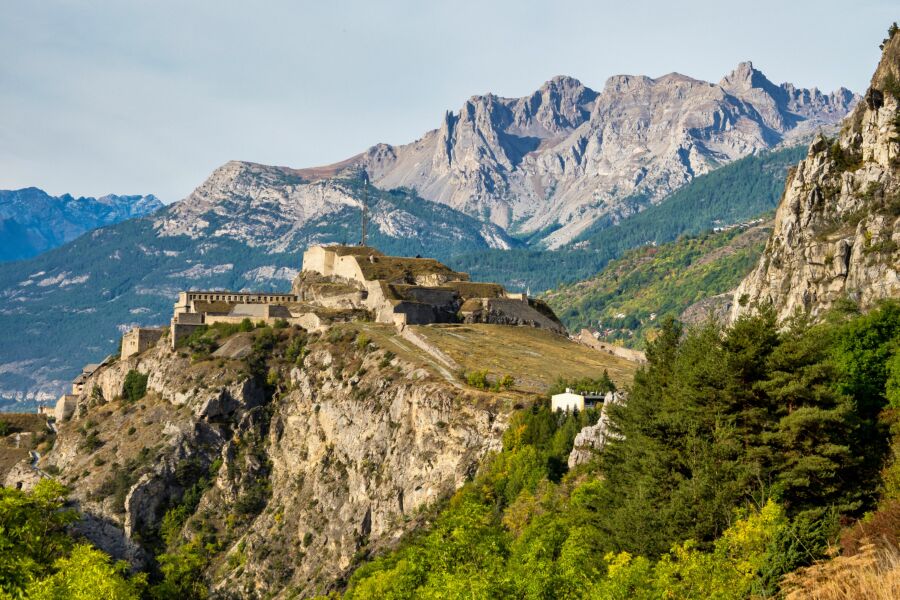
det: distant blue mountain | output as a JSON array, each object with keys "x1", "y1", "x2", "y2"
[{"x1": 0, "y1": 187, "x2": 163, "y2": 261}]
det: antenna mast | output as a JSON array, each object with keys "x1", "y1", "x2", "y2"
[{"x1": 360, "y1": 169, "x2": 368, "y2": 246}]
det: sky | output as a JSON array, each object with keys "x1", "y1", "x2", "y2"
[{"x1": 1, "y1": 0, "x2": 896, "y2": 203}]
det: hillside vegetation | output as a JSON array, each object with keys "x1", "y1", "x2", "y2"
[
  {"x1": 543, "y1": 224, "x2": 771, "y2": 345},
  {"x1": 341, "y1": 301, "x2": 900, "y2": 599}
]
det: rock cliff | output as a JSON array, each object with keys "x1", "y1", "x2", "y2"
[
  {"x1": 732, "y1": 35, "x2": 900, "y2": 321},
  {"x1": 35, "y1": 315, "x2": 639, "y2": 596},
  {"x1": 37, "y1": 324, "x2": 544, "y2": 596}
]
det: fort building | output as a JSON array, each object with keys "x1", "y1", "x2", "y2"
[
  {"x1": 295, "y1": 245, "x2": 564, "y2": 332},
  {"x1": 121, "y1": 327, "x2": 165, "y2": 359},
  {"x1": 55, "y1": 359, "x2": 112, "y2": 422},
  {"x1": 165, "y1": 244, "x2": 566, "y2": 348}
]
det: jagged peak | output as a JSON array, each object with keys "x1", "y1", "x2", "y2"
[
  {"x1": 539, "y1": 75, "x2": 588, "y2": 92},
  {"x1": 719, "y1": 60, "x2": 775, "y2": 90}
]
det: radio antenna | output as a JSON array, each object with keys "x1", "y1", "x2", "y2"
[{"x1": 360, "y1": 169, "x2": 369, "y2": 246}]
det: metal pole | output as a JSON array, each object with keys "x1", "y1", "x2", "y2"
[{"x1": 361, "y1": 171, "x2": 368, "y2": 246}]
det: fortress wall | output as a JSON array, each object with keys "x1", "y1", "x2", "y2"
[
  {"x1": 121, "y1": 328, "x2": 164, "y2": 360},
  {"x1": 333, "y1": 254, "x2": 367, "y2": 283},
  {"x1": 170, "y1": 319, "x2": 203, "y2": 349},
  {"x1": 302, "y1": 246, "x2": 334, "y2": 276},
  {"x1": 393, "y1": 302, "x2": 440, "y2": 325},
  {"x1": 54, "y1": 394, "x2": 78, "y2": 422}
]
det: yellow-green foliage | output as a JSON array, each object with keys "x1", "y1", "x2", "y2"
[
  {"x1": 23, "y1": 544, "x2": 146, "y2": 600},
  {"x1": 0, "y1": 481, "x2": 144, "y2": 600},
  {"x1": 594, "y1": 501, "x2": 785, "y2": 600}
]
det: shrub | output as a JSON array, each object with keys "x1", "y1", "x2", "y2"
[
  {"x1": 0, "y1": 421, "x2": 8, "y2": 436},
  {"x1": 121, "y1": 370, "x2": 148, "y2": 404},
  {"x1": 79, "y1": 431, "x2": 104, "y2": 453},
  {"x1": 465, "y1": 369, "x2": 489, "y2": 389},
  {"x1": 491, "y1": 374, "x2": 515, "y2": 392},
  {"x1": 356, "y1": 333, "x2": 370, "y2": 351},
  {"x1": 285, "y1": 336, "x2": 308, "y2": 365}
]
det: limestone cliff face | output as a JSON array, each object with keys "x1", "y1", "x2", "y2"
[
  {"x1": 41, "y1": 327, "x2": 508, "y2": 597},
  {"x1": 732, "y1": 35, "x2": 900, "y2": 321},
  {"x1": 220, "y1": 348, "x2": 506, "y2": 597},
  {"x1": 359, "y1": 67, "x2": 856, "y2": 247}
]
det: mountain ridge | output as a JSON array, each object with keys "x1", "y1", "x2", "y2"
[
  {"x1": 349, "y1": 62, "x2": 856, "y2": 246},
  {"x1": 0, "y1": 188, "x2": 163, "y2": 261}
]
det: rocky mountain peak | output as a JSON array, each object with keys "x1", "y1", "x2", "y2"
[
  {"x1": 356, "y1": 63, "x2": 857, "y2": 246},
  {"x1": 719, "y1": 60, "x2": 771, "y2": 90}
]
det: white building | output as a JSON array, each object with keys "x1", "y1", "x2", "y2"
[{"x1": 551, "y1": 388, "x2": 608, "y2": 412}]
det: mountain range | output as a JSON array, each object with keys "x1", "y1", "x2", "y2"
[
  {"x1": 0, "y1": 188, "x2": 162, "y2": 261},
  {"x1": 352, "y1": 62, "x2": 856, "y2": 247},
  {"x1": 0, "y1": 62, "x2": 859, "y2": 406}
]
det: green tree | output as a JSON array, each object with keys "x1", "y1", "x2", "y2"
[
  {"x1": 0, "y1": 480, "x2": 77, "y2": 597},
  {"x1": 151, "y1": 537, "x2": 210, "y2": 600},
  {"x1": 25, "y1": 544, "x2": 146, "y2": 600},
  {"x1": 121, "y1": 370, "x2": 148, "y2": 403}
]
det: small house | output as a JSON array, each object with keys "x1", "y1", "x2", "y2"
[{"x1": 551, "y1": 388, "x2": 607, "y2": 412}]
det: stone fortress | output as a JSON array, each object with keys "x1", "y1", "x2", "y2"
[{"x1": 164, "y1": 244, "x2": 565, "y2": 347}]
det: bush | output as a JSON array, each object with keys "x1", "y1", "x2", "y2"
[
  {"x1": 285, "y1": 335, "x2": 308, "y2": 365},
  {"x1": 356, "y1": 333, "x2": 370, "y2": 351},
  {"x1": 121, "y1": 370, "x2": 148, "y2": 404},
  {"x1": 465, "y1": 370, "x2": 489, "y2": 389},
  {"x1": 0, "y1": 421, "x2": 8, "y2": 437}
]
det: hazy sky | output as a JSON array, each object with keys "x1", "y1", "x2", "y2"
[{"x1": 1, "y1": 0, "x2": 896, "y2": 202}]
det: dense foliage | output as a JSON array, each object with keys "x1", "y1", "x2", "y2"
[
  {"x1": 0, "y1": 480, "x2": 145, "y2": 599},
  {"x1": 121, "y1": 370, "x2": 149, "y2": 403},
  {"x1": 342, "y1": 301, "x2": 900, "y2": 598},
  {"x1": 543, "y1": 225, "x2": 768, "y2": 344}
]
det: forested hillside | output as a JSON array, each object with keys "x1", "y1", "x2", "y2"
[
  {"x1": 341, "y1": 301, "x2": 900, "y2": 598},
  {"x1": 543, "y1": 224, "x2": 771, "y2": 345}
]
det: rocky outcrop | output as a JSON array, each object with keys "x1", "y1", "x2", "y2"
[
  {"x1": 41, "y1": 324, "x2": 511, "y2": 597},
  {"x1": 732, "y1": 35, "x2": 900, "y2": 321},
  {"x1": 567, "y1": 391, "x2": 625, "y2": 468},
  {"x1": 356, "y1": 66, "x2": 856, "y2": 247}
]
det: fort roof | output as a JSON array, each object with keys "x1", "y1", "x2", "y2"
[
  {"x1": 355, "y1": 255, "x2": 463, "y2": 283},
  {"x1": 180, "y1": 291, "x2": 297, "y2": 296},
  {"x1": 192, "y1": 301, "x2": 235, "y2": 314},
  {"x1": 325, "y1": 245, "x2": 384, "y2": 257}
]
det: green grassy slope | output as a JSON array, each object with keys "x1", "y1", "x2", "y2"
[{"x1": 542, "y1": 224, "x2": 771, "y2": 345}]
